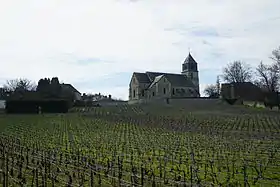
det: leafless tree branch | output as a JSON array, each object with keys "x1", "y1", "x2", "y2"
[
  {"x1": 222, "y1": 61, "x2": 252, "y2": 83},
  {"x1": 3, "y1": 78, "x2": 36, "y2": 93}
]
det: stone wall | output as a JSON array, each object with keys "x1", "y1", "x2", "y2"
[
  {"x1": 99, "y1": 100, "x2": 128, "y2": 106},
  {"x1": 128, "y1": 97, "x2": 222, "y2": 109}
]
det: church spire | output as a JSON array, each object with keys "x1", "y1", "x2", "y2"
[
  {"x1": 183, "y1": 52, "x2": 197, "y2": 64},
  {"x1": 181, "y1": 51, "x2": 200, "y2": 96}
]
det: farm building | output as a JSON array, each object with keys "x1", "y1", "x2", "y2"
[
  {"x1": 61, "y1": 83, "x2": 82, "y2": 101},
  {"x1": 221, "y1": 82, "x2": 264, "y2": 102},
  {"x1": 129, "y1": 53, "x2": 200, "y2": 103}
]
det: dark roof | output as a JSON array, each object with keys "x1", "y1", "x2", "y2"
[
  {"x1": 148, "y1": 75, "x2": 164, "y2": 88},
  {"x1": 183, "y1": 53, "x2": 197, "y2": 64},
  {"x1": 133, "y1": 71, "x2": 196, "y2": 88},
  {"x1": 61, "y1": 84, "x2": 81, "y2": 94},
  {"x1": 164, "y1": 74, "x2": 195, "y2": 87},
  {"x1": 146, "y1": 71, "x2": 195, "y2": 87},
  {"x1": 133, "y1": 72, "x2": 150, "y2": 83},
  {"x1": 146, "y1": 72, "x2": 164, "y2": 82}
]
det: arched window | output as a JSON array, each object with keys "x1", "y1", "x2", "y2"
[
  {"x1": 133, "y1": 90, "x2": 136, "y2": 98},
  {"x1": 163, "y1": 88, "x2": 166, "y2": 94}
]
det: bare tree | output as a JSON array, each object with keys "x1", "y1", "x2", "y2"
[
  {"x1": 222, "y1": 61, "x2": 252, "y2": 83},
  {"x1": 254, "y1": 47, "x2": 280, "y2": 93},
  {"x1": 271, "y1": 46, "x2": 280, "y2": 65},
  {"x1": 3, "y1": 78, "x2": 36, "y2": 93},
  {"x1": 204, "y1": 84, "x2": 219, "y2": 98},
  {"x1": 255, "y1": 61, "x2": 280, "y2": 92}
]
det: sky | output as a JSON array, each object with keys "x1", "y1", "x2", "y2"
[{"x1": 0, "y1": 0, "x2": 280, "y2": 100}]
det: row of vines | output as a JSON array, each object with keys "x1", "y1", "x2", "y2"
[{"x1": 0, "y1": 105, "x2": 279, "y2": 186}]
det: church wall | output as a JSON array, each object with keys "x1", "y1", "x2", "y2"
[
  {"x1": 171, "y1": 86, "x2": 199, "y2": 98},
  {"x1": 129, "y1": 75, "x2": 138, "y2": 100},
  {"x1": 156, "y1": 77, "x2": 171, "y2": 98},
  {"x1": 130, "y1": 83, "x2": 149, "y2": 100},
  {"x1": 182, "y1": 71, "x2": 200, "y2": 92},
  {"x1": 147, "y1": 77, "x2": 171, "y2": 99},
  {"x1": 147, "y1": 85, "x2": 156, "y2": 99},
  {"x1": 129, "y1": 75, "x2": 150, "y2": 101}
]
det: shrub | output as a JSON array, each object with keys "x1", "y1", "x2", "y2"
[
  {"x1": 5, "y1": 100, "x2": 39, "y2": 114},
  {"x1": 40, "y1": 100, "x2": 69, "y2": 113}
]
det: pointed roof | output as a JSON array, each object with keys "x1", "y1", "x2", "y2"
[
  {"x1": 133, "y1": 72, "x2": 151, "y2": 83},
  {"x1": 146, "y1": 71, "x2": 164, "y2": 82},
  {"x1": 132, "y1": 71, "x2": 197, "y2": 89},
  {"x1": 147, "y1": 72, "x2": 195, "y2": 88},
  {"x1": 183, "y1": 52, "x2": 197, "y2": 64},
  {"x1": 61, "y1": 83, "x2": 81, "y2": 94},
  {"x1": 148, "y1": 75, "x2": 164, "y2": 88}
]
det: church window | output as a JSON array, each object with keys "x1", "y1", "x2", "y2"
[
  {"x1": 141, "y1": 90, "x2": 144, "y2": 96},
  {"x1": 133, "y1": 90, "x2": 135, "y2": 98},
  {"x1": 163, "y1": 88, "x2": 166, "y2": 94},
  {"x1": 172, "y1": 88, "x2": 175, "y2": 95},
  {"x1": 152, "y1": 92, "x2": 155, "y2": 96}
]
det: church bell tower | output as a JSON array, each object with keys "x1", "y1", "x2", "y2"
[{"x1": 181, "y1": 52, "x2": 200, "y2": 95}]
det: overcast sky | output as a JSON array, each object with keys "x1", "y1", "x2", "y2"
[{"x1": 1, "y1": 0, "x2": 280, "y2": 99}]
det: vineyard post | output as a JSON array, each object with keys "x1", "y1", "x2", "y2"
[
  {"x1": 67, "y1": 173, "x2": 73, "y2": 187},
  {"x1": 31, "y1": 169, "x2": 35, "y2": 187},
  {"x1": 152, "y1": 172, "x2": 156, "y2": 187},
  {"x1": 2, "y1": 155, "x2": 5, "y2": 187},
  {"x1": 90, "y1": 169, "x2": 94, "y2": 187},
  {"x1": 98, "y1": 168, "x2": 101, "y2": 186},
  {"x1": 5, "y1": 155, "x2": 8, "y2": 187},
  {"x1": 190, "y1": 165, "x2": 193, "y2": 187},
  {"x1": 36, "y1": 168, "x2": 38, "y2": 187},
  {"x1": 111, "y1": 151, "x2": 116, "y2": 186},
  {"x1": 117, "y1": 156, "x2": 122, "y2": 186},
  {"x1": 51, "y1": 173, "x2": 55, "y2": 187},
  {"x1": 242, "y1": 160, "x2": 248, "y2": 187},
  {"x1": 141, "y1": 166, "x2": 144, "y2": 186},
  {"x1": 183, "y1": 170, "x2": 186, "y2": 187}
]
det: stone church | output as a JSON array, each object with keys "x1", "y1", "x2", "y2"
[{"x1": 129, "y1": 53, "x2": 200, "y2": 102}]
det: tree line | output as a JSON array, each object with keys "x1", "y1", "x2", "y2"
[
  {"x1": 0, "y1": 77, "x2": 75, "y2": 101},
  {"x1": 204, "y1": 46, "x2": 280, "y2": 97},
  {"x1": 0, "y1": 77, "x2": 116, "y2": 102}
]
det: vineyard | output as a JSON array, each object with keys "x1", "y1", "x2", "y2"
[{"x1": 0, "y1": 104, "x2": 280, "y2": 186}]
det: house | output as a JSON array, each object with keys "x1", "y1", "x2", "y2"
[
  {"x1": 129, "y1": 53, "x2": 200, "y2": 103},
  {"x1": 60, "y1": 84, "x2": 82, "y2": 101},
  {"x1": 220, "y1": 82, "x2": 264, "y2": 103}
]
